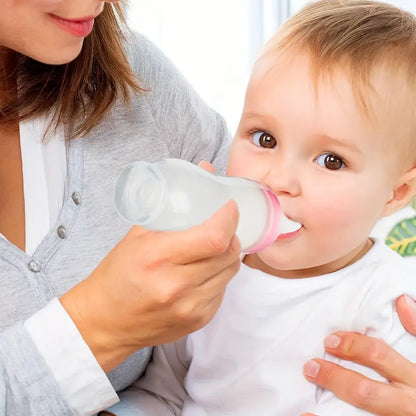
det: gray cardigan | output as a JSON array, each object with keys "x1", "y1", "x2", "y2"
[{"x1": 0, "y1": 33, "x2": 231, "y2": 414}]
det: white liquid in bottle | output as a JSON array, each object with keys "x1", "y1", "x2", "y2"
[{"x1": 115, "y1": 159, "x2": 298, "y2": 253}]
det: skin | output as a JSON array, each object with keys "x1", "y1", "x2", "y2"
[
  {"x1": 62, "y1": 202, "x2": 241, "y2": 371},
  {"x1": 0, "y1": 0, "x2": 241, "y2": 380},
  {"x1": 0, "y1": 0, "x2": 118, "y2": 65}
]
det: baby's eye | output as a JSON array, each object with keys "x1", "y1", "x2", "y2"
[
  {"x1": 315, "y1": 153, "x2": 345, "y2": 170},
  {"x1": 251, "y1": 131, "x2": 277, "y2": 149}
]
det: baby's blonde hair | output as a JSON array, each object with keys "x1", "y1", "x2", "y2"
[{"x1": 261, "y1": 0, "x2": 416, "y2": 116}]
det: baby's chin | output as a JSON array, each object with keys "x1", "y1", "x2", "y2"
[{"x1": 244, "y1": 251, "x2": 297, "y2": 273}]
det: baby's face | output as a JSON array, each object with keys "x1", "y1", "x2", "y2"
[{"x1": 227, "y1": 52, "x2": 413, "y2": 277}]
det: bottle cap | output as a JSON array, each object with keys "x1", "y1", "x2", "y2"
[{"x1": 114, "y1": 161, "x2": 167, "y2": 225}]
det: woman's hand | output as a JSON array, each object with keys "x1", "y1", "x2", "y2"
[
  {"x1": 396, "y1": 294, "x2": 416, "y2": 334},
  {"x1": 302, "y1": 295, "x2": 416, "y2": 416},
  {"x1": 198, "y1": 160, "x2": 216, "y2": 173},
  {"x1": 60, "y1": 200, "x2": 241, "y2": 373}
]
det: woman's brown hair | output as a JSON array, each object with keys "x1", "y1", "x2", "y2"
[{"x1": 0, "y1": 2, "x2": 141, "y2": 139}]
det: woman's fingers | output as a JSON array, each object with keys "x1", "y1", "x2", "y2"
[
  {"x1": 397, "y1": 295, "x2": 416, "y2": 336},
  {"x1": 141, "y1": 199, "x2": 240, "y2": 265},
  {"x1": 304, "y1": 358, "x2": 380, "y2": 411},
  {"x1": 318, "y1": 332, "x2": 416, "y2": 384},
  {"x1": 304, "y1": 331, "x2": 416, "y2": 416},
  {"x1": 198, "y1": 160, "x2": 216, "y2": 173},
  {"x1": 304, "y1": 358, "x2": 416, "y2": 416}
]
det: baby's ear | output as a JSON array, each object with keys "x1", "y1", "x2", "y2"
[{"x1": 382, "y1": 166, "x2": 416, "y2": 217}]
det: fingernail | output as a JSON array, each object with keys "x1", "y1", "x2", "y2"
[
  {"x1": 404, "y1": 294, "x2": 416, "y2": 311},
  {"x1": 303, "y1": 360, "x2": 320, "y2": 378},
  {"x1": 324, "y1": 334, "x2": 341, "y2": 349}
]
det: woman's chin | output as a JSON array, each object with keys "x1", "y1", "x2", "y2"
[{"x1": 28, "y1": 43, "x2": 84, "y2": 65}]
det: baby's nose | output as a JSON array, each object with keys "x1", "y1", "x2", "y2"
[{"x1": 266, "y1": 163, "x2": 301, "y2": 197}]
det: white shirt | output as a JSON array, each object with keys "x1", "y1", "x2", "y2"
[
  {"x1": 18, "y1": 118, "x2": 67, "y2": 255},
  {"x1": 5, "y1": 118, "x2": 118, "y2": 415},
  {"x1": 112, "y1": 240, "x2": 416, "y2": 416}
]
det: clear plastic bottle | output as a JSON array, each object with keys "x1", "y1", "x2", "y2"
[{"x1": 114, "y1": 158, "x2": 299, "y2": 253}]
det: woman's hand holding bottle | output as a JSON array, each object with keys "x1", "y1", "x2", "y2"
[{"x1": 60, "y1": 200, "x2": 241, "y2": 373}]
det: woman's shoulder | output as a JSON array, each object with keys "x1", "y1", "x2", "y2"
[
  {"x1": 123, "y1": 31, "x2": 156, "y2": 62},
  {"x1": 123, "y1": 30, "x2": 182, "y2": 87}
]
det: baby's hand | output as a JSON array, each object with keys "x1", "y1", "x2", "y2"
[{"x1": 198, "y1": 160, "x2": 216, "y2": 173}]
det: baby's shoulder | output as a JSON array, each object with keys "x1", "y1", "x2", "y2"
[
  {"x1": 366, "y1": 242, "x2": 416, "y2": 289},
  {"x1": 352, "y1": 242, "x2": 416, "y2": 335}
]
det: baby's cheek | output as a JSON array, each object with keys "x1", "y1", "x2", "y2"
[
  {"x1": 26, "y1": 0, "x2": 63, "y2": 5},
  {"x1": 226, "y1": 157, "x2": 253, "y2": 178},
  {"x1": 306, "y1": 195, "x2": 355, "y2": 228}
]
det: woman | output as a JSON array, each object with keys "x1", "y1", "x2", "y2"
[{"x1": 0, "y1": 0, "x2": 240, "y2": 414}]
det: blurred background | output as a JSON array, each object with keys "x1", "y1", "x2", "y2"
[{"x1": 126, "y1": 0, "x2": 416, "y2": 133}]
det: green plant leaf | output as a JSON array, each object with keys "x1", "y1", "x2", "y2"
[
  {"x1": 385, "y1": 216, "x2": 416, "y2": 257},
  {"x1": 411, "y1": 195, "x2": 416, "y2": 211}
]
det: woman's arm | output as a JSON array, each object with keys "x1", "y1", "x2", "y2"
[
  {"x1": 302, "y1": 295, "x2": 416, "y2": 416},
  {"x1": 0, "y1": 321, "x2": 76, "y2": 415}
]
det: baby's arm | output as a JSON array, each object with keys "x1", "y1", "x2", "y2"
[{"x1": 105, "y1": 337, "x2": 190, "y2": 415}]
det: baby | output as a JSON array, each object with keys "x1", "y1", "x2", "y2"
[{"x1": 107, "y1": 1, "x2": 416, "y2": 415}]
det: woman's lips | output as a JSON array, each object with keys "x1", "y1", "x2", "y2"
[{"x1": 50, "y1": 14, "x2": 95, "y2": 37}]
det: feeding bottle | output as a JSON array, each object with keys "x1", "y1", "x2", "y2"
[{"x1": 114, "y1": 158, "x2": 299, "y2": 254}]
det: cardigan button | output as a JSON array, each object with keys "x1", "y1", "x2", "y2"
[
  {"x1": 28, "y1": 260, "x2": 41, "y2": 273},
  {"x1": 57, "y1": 226, "x2": 67, "y2": 239},
  {"x1": 71, "y1": 191, "x2": 81, "y2": 205}
]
